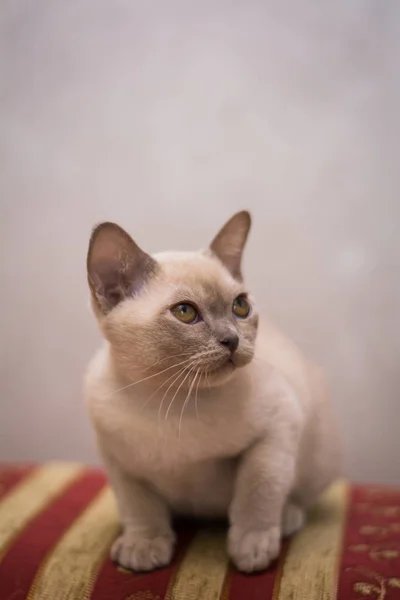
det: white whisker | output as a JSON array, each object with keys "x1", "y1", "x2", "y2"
[
  {"x1": 164, "y1": 364, "x2": 195, "y2": 421},
  {"x1": 140, "y1": 361, "x2": 193, "y2": 410},
  {"x1": 194, "y1": 371, "x2": 202, "y2": 423},
  {"x1": 103, "y1": 357, "x2": 195, "y2": 398},
  {"x1": 157, "y1": 360, "x2": 197, "y2": 422},
  {"x1": 143, "y1": 350, "x2": 196, "y2": 373},
  {"x1": 179, "y1": 368, "x2": 199, "y2": 439}
]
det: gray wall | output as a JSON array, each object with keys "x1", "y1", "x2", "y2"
[{"x1": 1, "y1": 1, "x2": 399, "y2": 482}]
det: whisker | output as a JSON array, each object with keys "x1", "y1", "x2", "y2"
[
  {"x1": 143, "y1": 351, "x2": 196, "y2": 373},
  {"x1": 164, "y1": 364, "x2": 195, "y2": 421},
  {"x1": 103, "y1": 356, "x2": 195, "y2": 398},
  {"x1": 140, "y1": 362, "x2": 192, "y2": 410},
  {"x1": 178, "y1": 368, "x2": 199, "y2": 439},
  {"x1": 157, "y1": 360, "x2": 197, "y2": 422},
  {"x1": 104, "y1": 350, "x2": 217, "y2": 398},
  {"x1": 194, "y1": 371, "x2": 202, "y2": 423}
]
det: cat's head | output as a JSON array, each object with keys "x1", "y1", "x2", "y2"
[{"x1": 87, "y1": 211, "x2": 258, "y2": 388}]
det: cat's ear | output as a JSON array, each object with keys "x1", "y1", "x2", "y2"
[
  {"x1": 87, "y1": 222, "x2": 157, "y2": 314},
  {"x1": 209, "y1": 211, "x2": 251, "y2": 280}
]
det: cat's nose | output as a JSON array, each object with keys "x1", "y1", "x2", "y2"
[{"x1": 219, "y1": 333, "x2": 239, "y2": 353}]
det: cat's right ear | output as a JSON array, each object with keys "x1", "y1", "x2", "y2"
[{"x1": 87, "y1": 222, "x2": 157, "y2": 314}]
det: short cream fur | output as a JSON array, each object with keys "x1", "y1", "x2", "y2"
[{"x1": 85, "y1": 211, "x2": 340, "y2": 573}]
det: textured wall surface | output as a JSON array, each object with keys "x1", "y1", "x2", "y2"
[{"x1": 1, "y1": 1, "x2": 399, "y2": 482}]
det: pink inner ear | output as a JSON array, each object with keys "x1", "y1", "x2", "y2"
[{"x1": 87, "y1": 222, "x2": 158, "y2": 314}]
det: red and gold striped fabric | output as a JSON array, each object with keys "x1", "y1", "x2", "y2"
[{"x1": 0, "y1": 463, "x2": 399, "y2": 600}]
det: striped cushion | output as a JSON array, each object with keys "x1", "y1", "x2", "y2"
[{"x1": 0, "y1": 464, "x2": 399, "y2": 599}]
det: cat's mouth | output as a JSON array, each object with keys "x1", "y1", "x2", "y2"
[
  {"x1": 208, "y1": 356, "x2": 236, "y2": 375},
  {"x1": 204, "y1": 351, "x2": 253, "y2": 379}
]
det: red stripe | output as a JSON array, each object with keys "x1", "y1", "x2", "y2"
[
  {"x1": 0, "y1": 469, "x2": 106, "y2": 600},
  {"x1": 337, "y1": 484, "x2": 400, "y2": 600},
  {"x1": 90, "y1": 521, "x2": 197, "y2": 600},
  {"x1": 0, "y1": 464, "x2": 37, "y2": 501},
  {"x1": 225, "y1": 540, "x2": 289, "y2": 600}
]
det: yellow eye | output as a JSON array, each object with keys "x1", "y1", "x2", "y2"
[
  {"x1": 232, "y1": 295, "x2": 250, "y2": 318},
  {"x1": 171, "y1": 303, "x2": 199, "y2": 324}
]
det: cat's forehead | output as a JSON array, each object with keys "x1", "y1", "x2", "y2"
[{"x1": 153, "y1": 251, "x2": 242, "y2": 299}]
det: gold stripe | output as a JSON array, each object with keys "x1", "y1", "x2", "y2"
[
  {"x1": 166, "y1": 528, "x2": 229, "y2": 600},
  {"x1": 27, "y1": 486, "x2": 119, "y2": 600},
  {"x1": 0, "y1": 462, "x2": 84, "y2": 557},
  {"x1": 271, "y1": 543, "x2": 290, "y2": 600},
  {"x1": 276, "y1": 481, "x2": 348, "y2": 600}
]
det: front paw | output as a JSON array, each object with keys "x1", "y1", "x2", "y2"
[
  {"x1": 111, "y1": 529, "x2": 176, "y2": 572},
  {"x1": 228, "y1": 525, "x2": 281, "y2": 573}
]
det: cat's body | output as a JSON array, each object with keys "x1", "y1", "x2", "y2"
[{"x1": 85, "y1": 213, "x2": 340, "y2": 573}]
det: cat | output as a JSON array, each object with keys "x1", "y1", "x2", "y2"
[{"x1": 84, "y1": 211, "x2": 340, "y2": 573}]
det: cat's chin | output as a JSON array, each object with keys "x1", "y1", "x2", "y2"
[
  {"x1": 204, "y1": 358, "x2": 238, "y2": 386},
  {"x1": 204, "y1": 352, "x2": 254, "y2": 387}
]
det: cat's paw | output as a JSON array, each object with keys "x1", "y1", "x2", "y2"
[
  {"x1": 282, "y1": 502, "x2": 305, "y2": 537},
  {"x1": 228, "y1": 525, "x2": 281, "y2": 573},
  {"x1": 111, "y1": 529, "x2": 176, "y2": 572}
]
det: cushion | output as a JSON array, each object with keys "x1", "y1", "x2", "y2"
[{"x1": 0, "y1": 463, "x2": 399, "y2": 600}]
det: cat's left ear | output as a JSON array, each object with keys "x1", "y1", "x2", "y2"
[{"x1": 209, "y1": 211, "x2": 251, "y2": 280}]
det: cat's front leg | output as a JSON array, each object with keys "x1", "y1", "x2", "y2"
[
  {"x1": 102, "y1": 450, "x2": 175, "y2": 572},
  {"x1": 228, "y1": 438, "x2": 297, "y2": 573}
]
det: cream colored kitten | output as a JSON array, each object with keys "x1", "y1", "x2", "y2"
[{"x1": 85, "y1": 211, "x2": 340, "y2": 574}]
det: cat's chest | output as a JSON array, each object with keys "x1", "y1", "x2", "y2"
[
  {"x1": 145, "y1": 456, "x2": 238, "y2": 517},
  {"x1": 96, "y1": 404, "x2": 250, "y2": 516},
  {"x1": 122, "y1": 409, "x2": 254, "y2": 465},
  {"x1": 126, "y1": 416, "x2": 242, "y2": 515},
  {"x1": 97, "y1": 393, "x2": 263, "y2": 473}
]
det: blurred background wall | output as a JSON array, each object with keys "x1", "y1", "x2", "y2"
[{"x1": 1, "y1": 0, "x2": 399, "y2": 483}]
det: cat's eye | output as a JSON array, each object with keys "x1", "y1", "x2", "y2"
[
  {"x1": 171, "y1": 303, "x2": 199, "y2": 324},
  {"x1": 232, "y1": 295, "x2": 251, "y2": 318}
]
